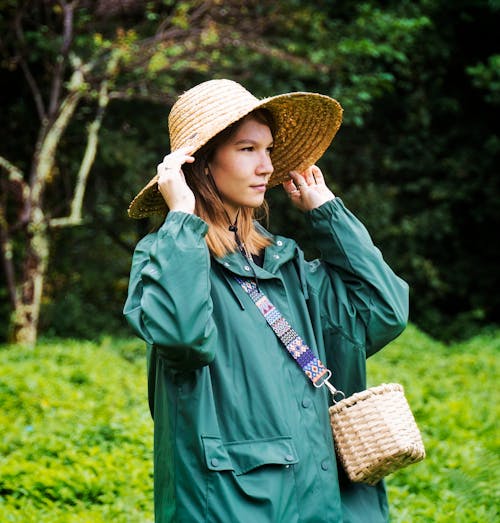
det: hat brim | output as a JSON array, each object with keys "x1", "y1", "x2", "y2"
[{"x1": 128, "y1": 92, "x2": 342, "y2": 218}]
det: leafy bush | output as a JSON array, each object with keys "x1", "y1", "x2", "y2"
[
  {"x1": 0, "y1": 337, "x2": 153, "y2": 522},
  {"x1": 368, "y1": 325, "x2": 499, "y2": 522},
  {"x1": 0, "y1": 327, "x2": 498, "y2": 521}
]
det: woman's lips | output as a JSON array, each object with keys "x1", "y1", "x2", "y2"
[{"x1": 251, "y1": 184, "x2": 267, "y2": 192}]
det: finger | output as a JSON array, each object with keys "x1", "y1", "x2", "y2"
[
  {"x1": 283, "y1": 179, "x2": 297, "y2": 193},
  {"x1": 160, "y1": 158, "x2": 193, "y2": 169},
  {"x1": 282, "y1": 181, "x2": 301, "y2": 203},
  {"x1": 162, "y1": 147, "x2": 195, "y2": 165},
  {"x1": 289, "y1": 170, "x2": 307, "y2": 188},
  {"x1": 310, "y1": 165, "x2": 324, "y2": 184},
  {"x1": 174, "y1": 147, "x2": 196, "y2": 163},
  {"x1": 159, "y1": 161, "x2": 191, "y2": 181},
  {"x1": 157, "y1": 162, "x2": 178, "y2": 176},
  {"x1": 157, "y1": 163, "x2": 179, "y2": 177},
  {"x1": 169, "y1": 145, "x2": 196, "y2": 157},
  {"x1": 303, "y1": 167, "x2": 317, "y2": 186},
  {"x1": 286, "y1": 189, "x2": 301, "y2": 201}
]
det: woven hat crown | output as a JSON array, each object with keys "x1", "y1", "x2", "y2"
[{"x1": 168, "y1": 79, "x2": 261, "y2": 154}]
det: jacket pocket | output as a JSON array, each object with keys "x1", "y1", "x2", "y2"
[
  {"x1": 202, "y1": 435, "x2": 299, "y2": 474},
  {"x1": 201, "y1": 435, "x2": 300, "y2": 522}
]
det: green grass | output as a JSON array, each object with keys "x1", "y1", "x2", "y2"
[
  {"x1": 0, "y1": 326, "x2": 498, "y2": 522},
  {"x1": 368, "y1": 325, "x2": 499, "y2": 522},
  {"x1": 0, "y1": 337, "x2": 153, "y2": 523}
]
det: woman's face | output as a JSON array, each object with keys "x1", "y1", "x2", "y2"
[{"x1": 208, "y1": 116, "x2": 274, "y2": 219}]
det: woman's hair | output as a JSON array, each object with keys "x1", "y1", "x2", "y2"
[{"x1": 182, "y1": 109, "x2": 275, "y2": 258}]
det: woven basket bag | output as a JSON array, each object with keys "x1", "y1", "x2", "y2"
[{"x1": 329, "y1": 383, "x2": 425, "y2": 485}]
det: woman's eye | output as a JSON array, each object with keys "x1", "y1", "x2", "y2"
[{"x1": 239, "y1": 145, "x2": 273, "y2": 152}]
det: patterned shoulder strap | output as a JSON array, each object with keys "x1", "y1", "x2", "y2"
[{"x1": 235, "y1": 277, "x2": 342, "y2": 398}]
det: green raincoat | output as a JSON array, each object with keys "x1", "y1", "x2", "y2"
[{"x1": 124, "y1": 198, "x2": 409, "y2": 523}]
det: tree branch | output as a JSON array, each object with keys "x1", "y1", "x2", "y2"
[
  {"x1": 14, "y1": 9, "x2": 46, "y2": 121},
  {"x1": 50, "y1": 74, "x2": 111, "y2": 228},
  {"x1": 0, "y1": 157, "x2": 26, "y2": 308},
  {"x1": 48, "y1": 0, "x2": 77, "y2": 118},
  {"x1": 0, "y1": 156, "x2": 30, "y2": 232},
  {"x1": 109, "y1": 89, "x2": 175, "y2": 104},
  {"x1": 30, "y1": 68, "x2": 86, "y2": 211},
  {"x1": 155, "y1": 0, "x2": 211, "y2": 36},
  {"x1": 0, "y1": 155, "x2": 24, "y2": 182},
  {"x1": 0, "y1": 155, "x2": 29, "y2": 215},
  {"x1": 243, "y1": 40, "x2": 330, "y2": 74},
  {"x1": 137, "y1": 0, "x2": 214, "y2": 50}
]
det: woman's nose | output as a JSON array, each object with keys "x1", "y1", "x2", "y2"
[{"x1": 256, "y1": 151, "x2": 274, "y2": 176}]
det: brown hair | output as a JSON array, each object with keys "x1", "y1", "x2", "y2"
[{"x1": 182, "y1": 109, "x2": 274, "y2": 258}]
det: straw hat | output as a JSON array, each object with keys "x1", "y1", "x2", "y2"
[{"x1": 128, "y1": 79, "x2": 343, "y2": 218}]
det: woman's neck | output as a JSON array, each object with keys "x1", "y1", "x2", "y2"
[{"x1": 217, "y1": 222, "x2": 259, "y2": 258}]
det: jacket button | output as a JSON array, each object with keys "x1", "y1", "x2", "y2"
[
  {"x1": 277, "y1": 240, "x2": 283, "y2": 246},
  {"x1": 302, "y1": 398, "x2": 312, "y2": 408},
  {"x1": 244, "y1": 265, "x2": 251, "y2": 271},
  {"x1": 273, "y1": 254, "x2": 280, "y2": 260},
  {"x1": 285, "y1": 454, "x2": 295, "y2": 462},
  {"x1": 321, "y1": 460, "x2": 329, "y2": 471},
  {"x1": 211, "y1": 458, "x2": 220, "y2": 467}
]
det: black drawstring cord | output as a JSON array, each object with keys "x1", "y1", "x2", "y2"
[
  {"x1": 207, "y1": 170, "x2": 260, "y2": 288},
  {"x1": 229, "y1": 217, "x2": 261, "y2": 291}
]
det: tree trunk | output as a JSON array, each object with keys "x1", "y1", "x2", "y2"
[
  {"x1": 10, "y1": 210, "x2": 49, "y2": 345},
  {"x1": 8, "y1": 77, "x2": 85, "y2": 345}
]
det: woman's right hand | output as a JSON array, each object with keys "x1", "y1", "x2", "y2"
[{"x1": 157, "y1": 146, "x2": 196, "y2": 214}]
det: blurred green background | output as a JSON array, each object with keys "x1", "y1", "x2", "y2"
[
  {"x1": 1, "y1": 1, "x2": 499, "y2": 521},
  {"x1": 1, "y1": 0, "x2": 499, "y2": 344}
]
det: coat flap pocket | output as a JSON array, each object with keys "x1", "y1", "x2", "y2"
[
  {"x1": 227, "y1": 436, "x2": 299, "y2": 475},
  {"x1": 202, "y1": 436, "x2": 299, "y2": 475}
]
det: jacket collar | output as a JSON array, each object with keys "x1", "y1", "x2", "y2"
[
  {"x1": 211, "y1": 227, "x2": 310, "y2": 308},
  {"x1": 212, "y1": 230, "x2": 298, "y2": 279}
]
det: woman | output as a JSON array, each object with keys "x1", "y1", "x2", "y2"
[{"x1": 124, "y1": 79, "x2": 409, "y2": 523}]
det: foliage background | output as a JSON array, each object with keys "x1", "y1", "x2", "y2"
[
  {"x1": 1, "y1": 1, "x2": 499, "y2": 520},
  {"x1": 0, "y1": 0, "x2": 499, "y2": 342},
  {"x1": 0, "y1": 326, "x2": 498, "y2": 522}
]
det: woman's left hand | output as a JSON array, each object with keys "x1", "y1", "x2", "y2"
[{"x1": 283, "y1": 166, "x2": 335, "y2": 212}]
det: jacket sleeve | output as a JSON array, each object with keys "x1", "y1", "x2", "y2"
[
  {"x1": 306, "y1": 198, "x2": 409, "y2": 356},
  {"x1": 123, "y1": 211, "x2": 217, "y2": 369}
]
